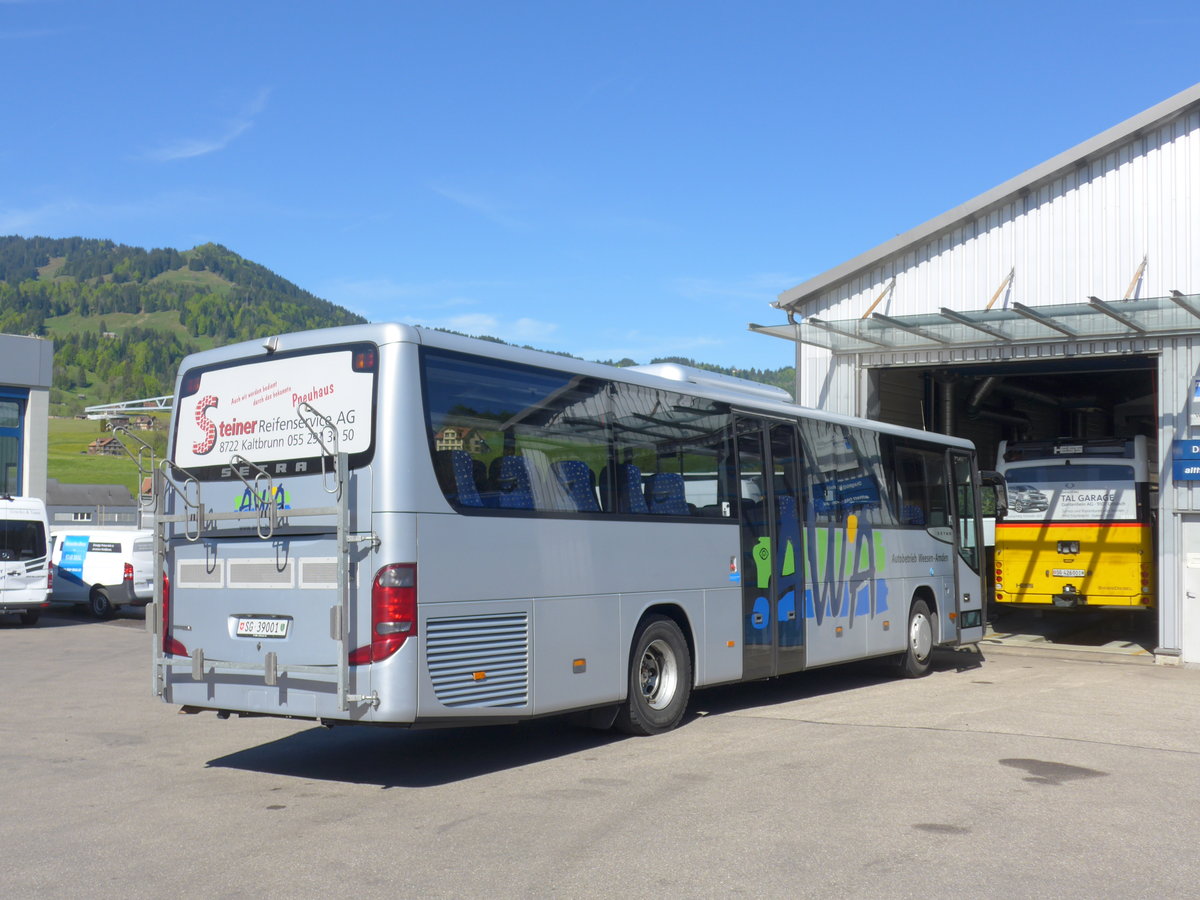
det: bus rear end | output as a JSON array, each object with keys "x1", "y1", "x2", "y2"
[
  {"x1": 151, "y1": 326, "x2": 413, "y2": 723},
  {"x1": 993, "y1": 437, "x2": 1155, "y2": 610}
]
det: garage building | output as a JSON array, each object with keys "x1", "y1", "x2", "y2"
[
  {"x1": 0, "y1": 334, "x2": 51, "y2": 501},
  {"x1": 753, "y1": 82, "x2": 1200, "y2": 664}
]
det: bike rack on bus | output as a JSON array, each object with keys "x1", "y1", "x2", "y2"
[
  {"x1": 297, "y1": 401, "x2": 341, "y2": 495},
  {"x1": 149, "y1": 404, "x2": 379, "y2": 714}
]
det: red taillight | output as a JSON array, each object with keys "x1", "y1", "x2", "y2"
[
  {"x1": 123, "y1": 562, "x2": 134, "y2": 582},
  {"x1": 161, "y1": 572, "x2": 188, "y2": 657},
  {"x1": 179, "y1": 371, "x2": 202, "y2": 398},
  {"x1": 349, "y1": 563, "x2": 417, "y2": 665},
  {"x1": 47, "y1": 563, "x2": 53, "y2": 591}
]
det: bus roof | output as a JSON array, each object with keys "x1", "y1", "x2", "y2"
[{"x1": 173, "y1": 322, "x2": 977, "y2": 453}]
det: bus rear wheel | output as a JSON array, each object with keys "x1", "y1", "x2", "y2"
[
  {"x1": 89, "y1": 587, "x2": 115, "y2": 620},
  {"x1": 899, "y1": 598, "x2": 934, "y2": 678},
  {"x1": 18, "y1": 610, "x2": 39, "y2": 626},
  {"x1": 615, "y1": 615, "x2": 692, "y2": 735}
]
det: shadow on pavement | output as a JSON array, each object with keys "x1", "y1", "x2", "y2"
[
  {"x1": 206, "y1": 647, "x2": 983, "y2": 788},
  {"x1": 0, "y1": 605, "x2": 147, "y2": 630},
  {"x1": 207, "y1": 717, "x2": 624, "y2": 788},
  {"x1": 985, "y1": 606, "x2": 1156, "y2": 654}
]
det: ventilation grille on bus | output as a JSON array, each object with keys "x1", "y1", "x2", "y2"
[
  {"x1": 299, "y1": 557, "x2": 339, "y2": 589},
  {"x1": 227, "y1": 559, "x2": 295, "y2": 588},
  {"x1": 176, "y1": 560, "x2": 224, "y2": 588},
  {"x1": 426, "y1": 613, "x2": 530, "y2": 708}
]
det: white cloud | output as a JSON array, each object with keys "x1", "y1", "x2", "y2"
[
  {"x1": 443, "y1": 313, "x2": 500, "y2": 334},
  {"x1": 0, "y1": 189, "x2": 224, "y2": 234},
  {"x1": 510, "y1": 317, "x2": 558, "y2": 342},
  {"x1": 428, "y1": 182, "x2": 526, "y2": 230},
  {"x1": 670, "y1": 272, "x2": 804, "y2": 303},
  {"x1": 142, "y1": 88, "x2": 272, "y2": 162},
  {"x1": 435, "y1": 313, "x2": 558, "y2": 345},
  {"x1": 577, "y1": 329, "x2": 722, "y2": 364},
  {"x1": 0, "y1": 199, "x2": 80, "y2": 232}
]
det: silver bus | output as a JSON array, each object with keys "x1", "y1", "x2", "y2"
[{"x1": 149, "y1": 324, "x2": 987, "y2": 734}]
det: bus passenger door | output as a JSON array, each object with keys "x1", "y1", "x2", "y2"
[
  {"x1": 948, "y1": 450, "x2": 985, "y2": 644},
  {"x1": 737, "y1": 418, "x2": 805, "y2": 680}
]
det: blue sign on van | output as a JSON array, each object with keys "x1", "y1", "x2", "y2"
[{"x1": 59, "y1": 534, "x2": 89, "y2": 578}]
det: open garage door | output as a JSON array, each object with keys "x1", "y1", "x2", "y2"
[
  {"x1": 749, "y1": 294, "x2": 1200, "y2": 660},
  {"x1": 872, "y1": 357, "x2": 1158, "y2": 656}
]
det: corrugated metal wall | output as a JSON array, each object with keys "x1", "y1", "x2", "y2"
[{"x1": 795, "y1": 106, "x2": 1200, "y2": 328}]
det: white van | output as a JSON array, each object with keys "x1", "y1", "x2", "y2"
[
  {"x1": 0, "y1": 496, "x2": 52, "y2": 627},
  {"x1": 51, "y1": 527, "x2": 154, "y2": 619}
]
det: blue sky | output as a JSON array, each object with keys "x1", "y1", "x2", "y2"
[{"x1": 3, "y1": 1, "x2": 1198, "y2": 370}]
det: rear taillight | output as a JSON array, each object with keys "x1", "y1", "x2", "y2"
[
  {"x1": 349, "y1": 563, "x2": 417, "y2": 665},
  {"x1": 123, "y1": 562, "x2": 134, "y2": 582},
  {"x1": 161, "y1": 571, "x2": 188, "y2": 657}
]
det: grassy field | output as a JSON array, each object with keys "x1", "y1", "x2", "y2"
[
  {"x1": 49, "y1": 416, "x2": 168, "y2": 494},
  {"x1": 44, "y1": 308, "x2": 197, "y2": 340}
]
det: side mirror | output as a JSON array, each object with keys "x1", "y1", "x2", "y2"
[{"x1": 979, "y1": 470, "x2": 1007, "y2": 519}]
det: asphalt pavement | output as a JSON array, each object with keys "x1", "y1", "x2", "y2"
[{"x1": 2, "y1": 606, "x2": 1199, "y2": 898}]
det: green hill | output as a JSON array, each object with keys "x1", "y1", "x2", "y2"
[{"x1": 0, "y1": 236, "x2": 366, "y2": 415}]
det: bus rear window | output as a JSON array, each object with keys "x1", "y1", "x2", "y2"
[
  {"x1": 172, "y1": 343, "x2": 377, "y2": 480},
  {"x1": 1012, "y1": 464, "x2": 1135, "y2": 484}
]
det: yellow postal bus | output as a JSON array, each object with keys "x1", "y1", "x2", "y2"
[{"x1": 994, "y1": 437, "x2": 1154, "y2": 610}]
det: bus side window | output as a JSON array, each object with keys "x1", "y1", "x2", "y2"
[
  {"x1": 894, "y1": 446, "x2": 930, "y2": 526},
  {"x1": 434, "y1": 449, "x2": 486, "y2": 508}
]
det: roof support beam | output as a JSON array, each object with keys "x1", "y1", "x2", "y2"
[
  {"x1": 1168, "y1": 290, "x2": 1200, "y2": 321},
  {"x1": 937, "y1": 308, "x2": 1013, "y2": 342},
  {"x1": 860, "y1": 276, "x2": 896, "y2": 319},
  {"x1": 1011, "y1": 302, "x2": 1079, "y2": 337},
  {"x1": 871, "y1": 312, "x2": 950, "y2": 344},
  {"x1": 1087, "y1": 296, "x2": 1147, "y2": 334},
  {"x1": 985, "y1": 267, "x2": 1015, "y2": 310},
  {"x1": 805, "y1": 317, "x2": 891, "y2": 348}
]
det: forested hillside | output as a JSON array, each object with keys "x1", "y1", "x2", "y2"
[
  {"x1": 1, "y1": 235, "x2": 794, "y2": 415},
  {"x1": 0, "y1": 236, "x2": 365, "y2": 413}
]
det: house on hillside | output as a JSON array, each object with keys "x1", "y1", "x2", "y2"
[{"x1": 87, "y1": 436, "x2": 124, "y2": 456}]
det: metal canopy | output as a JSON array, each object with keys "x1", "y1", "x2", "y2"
[{"x1": 749, "y1": 292, "x2": 1200, "y2": 354}]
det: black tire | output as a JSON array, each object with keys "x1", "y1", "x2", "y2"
[
  {"x1": 18, "y1": 610, "x2": 39, "y2": 627},
  {"x1": 615, "y1": 615, "x2": 692, "y2": 735},
  {"x1": 89, "y1": 587, "x2": 115, "y2": 620},
  {"x1": 899, "y1": 598, "x2": 934, "y2": 678}
]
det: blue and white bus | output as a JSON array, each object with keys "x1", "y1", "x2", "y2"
[{"x1": 150, "y1": 324, "x2": 988, "y2": 734}]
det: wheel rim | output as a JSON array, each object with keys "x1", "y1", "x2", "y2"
[
  {"x1": 638, "y1": 638, "x2": 678, "y2": 710},
  {"x1": 909, "y1": 611, "x2": 932, "y2": 661}
]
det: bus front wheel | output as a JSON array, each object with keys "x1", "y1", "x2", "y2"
[
  {"x1": 616, "y1": 615, "x2": 692, "y2": 735},
  {"x1": 900, "y1": 598, "x2": 934, "y2": 678}
]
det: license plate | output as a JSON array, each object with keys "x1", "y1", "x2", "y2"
[
  {"x1": 1052, "y1": 568, "x2": 1086, "y2": 577},
  {"x1": 235, "y1": 616, "x2": 290, "y2": 638}
]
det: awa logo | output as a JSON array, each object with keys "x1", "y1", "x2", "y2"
[
  {"x1": 192, "y1": 395, "x2": 219, "y2": 455},
  {"x1": 236, "y1": 484, "x2": 291, "y2": 513}
]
